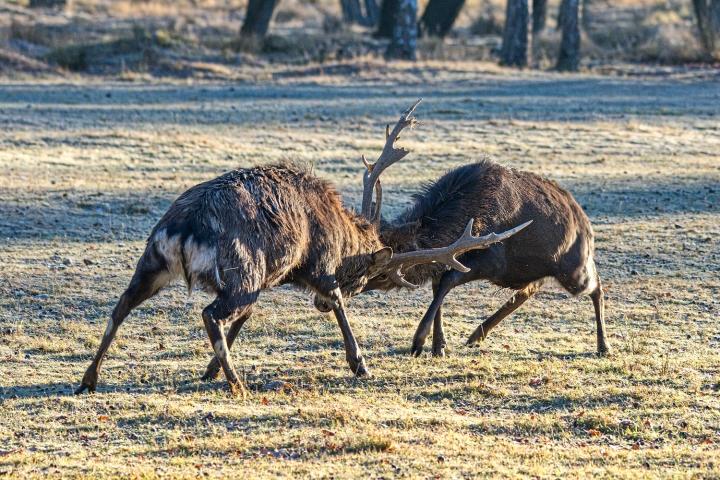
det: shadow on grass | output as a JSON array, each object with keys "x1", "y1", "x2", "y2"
[
  {"x1": 0, "y1": 376, "x2": 231, "y2": 400},
  {"x1": 1, "y1": 78, "x2": 718, "y2": 124}
]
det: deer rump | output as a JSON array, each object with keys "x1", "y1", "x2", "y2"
[
  {"x1": 369, "y1": 159, "x2": 608, "y2": 356},
  {"x1": 145, "y1": 167, "x2": 316, "y2": 298}
]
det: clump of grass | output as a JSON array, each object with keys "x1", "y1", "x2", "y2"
[{"x1": 341, "y1": 435, "x2": 395, "y2": 454}]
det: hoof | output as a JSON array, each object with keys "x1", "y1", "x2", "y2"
[
  {"x1": 74, "y1": 382, "x2": 95, "y2": 395},
  {"x1": 351, "y1": 358, "x2": 370, "y2": 378},
  {"x1": 431, "y1": 347, "x2": 446, "y2": 358},
  {"x1": 466, "y1": 332, "x2": 486, "y2": 346},
  {"x1": 75, "y1": 369, "x2": 98, "y2": 394},
  {"x1": 228, "y1": 380, "x2": 247, "y2": 398},
  {"x1": 201, "y1": 360, "x2": 221, "y2": 382},
  {"x1": 597, "y1": 346, "x2": 611, "y2": 357},
  {"x1": 410, "y1": 339, "x2": 426, "y2": 357}
]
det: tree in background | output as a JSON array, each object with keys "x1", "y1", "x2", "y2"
[
  {"x1": 340, "y1": 0, "x2": 380, "y2": 27},
  {"x1": 556, "y1": 0, "x2": 580, "y2": 70},
  {"x1": 693, "y1": 0, "x2": 720, "y2": 59},
  {"x1": 28, "y1": 0, "x2": 65, "y2": 6},
  {"x1": 376, "y1": 0, "x2": 401, "y2": 37},
  {"x1": 581, "y1": 0, "x2": 592, "y2": 30},
  {"x1": 241, "y1": 0, "x2": 280, "y2": 38},
  {"x1": 418, "y1": 0, "x2": 465, "y2": 38},
  {"x1": 500, "y1": 0, "x2": 529, "y2": 67},
  {"x1": 385, "y1": 0, "x2": 417, "y2": 59},
  {"x1": 532, "y1": 0, "x2": 547, "y2": 34}
]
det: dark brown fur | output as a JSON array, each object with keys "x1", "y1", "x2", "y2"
[
  {"x1": 366, "y1": 160, "x2": 610, "y2": 357},
  {"x1": 76, "y1": 164, "x2": 392, "y2": 395}
]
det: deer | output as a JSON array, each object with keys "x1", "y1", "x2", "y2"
[
  {"x1": 357, "y1": 148, "x2": 609, "y2": 358},
  {"x1": 74, "y1": 101, "x2": 530, "y2": 396}
]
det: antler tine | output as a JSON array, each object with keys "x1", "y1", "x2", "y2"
[
  {"x1": 360, "y1": 99, "x2": 422, "y2": 221},
  {"x1": 382, "y1": 219, "x2": 534, "y2": 288}
]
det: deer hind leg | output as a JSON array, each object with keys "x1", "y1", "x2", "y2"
[
  {"x1": 75, "y1": 261, "x2": 172, "y2": 394},
  {"x1": 557, "y1": 252, "x2": 610, "y2": 355},
  {"x1": 467, "y1": 281, "x2": 543, "y2": 345},
  {"x1": 202, "y1": 294, "x2": 257, "y2": 397},
  {"x1": 590, "y1": 279, "x2": 610, "y2": 356},
  {"x1": 201, "y1": 307, "x2": 253, "y2": 381}
]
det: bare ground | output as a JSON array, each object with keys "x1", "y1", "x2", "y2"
[{"x1": 0, "y1": 68, "x2": 719, "y2": 478}]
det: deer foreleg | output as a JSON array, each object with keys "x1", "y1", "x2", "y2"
[
  {"x1": 411, "y1": 269, "x2": 465, "y2": 357},
  {"x1": 327, "y1": 288, "x2": 369, "y2": 377}
]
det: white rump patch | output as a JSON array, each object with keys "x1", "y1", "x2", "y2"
[
  {"x1": 153, "y1": 229, "x2": 183, "y2": 276},
  {"x1": 582, "y1": 252, "x2": 598, "y2": 295},
  {"x1": 184, "y1": 236, "x2": 219, "y2": 288}
]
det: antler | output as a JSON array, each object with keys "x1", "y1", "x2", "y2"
[
  {"x1": 360, "y1": 99, "x2": 422, "y2": 222},
  {"x1": 381, "y1": 219, "x2": 534, "y2": 289}
]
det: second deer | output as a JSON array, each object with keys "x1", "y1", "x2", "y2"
[{"x1": 358, "y1": 119, "x2": 610, "y2": 357}]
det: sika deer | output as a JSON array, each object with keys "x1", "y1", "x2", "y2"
[
  {"x1": 75, "y1": 102, "x2": 528, "y2": 396},
  {"x1": 362, "y1": 160, "x2": 610, "y2": 358}
]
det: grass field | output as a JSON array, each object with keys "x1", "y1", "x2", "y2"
[{"x1": 1, "y1": 67, "x2": 719, "y2": 478}]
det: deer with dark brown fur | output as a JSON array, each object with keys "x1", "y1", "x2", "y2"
[
  {"x1": 361, "y1": 155, "x2": 610, "y2": 358},
  {"x1": 75, "y1": 102, "x2": 529, "y2": 396}
]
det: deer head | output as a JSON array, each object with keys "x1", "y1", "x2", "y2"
[{"x1": 315, "y1": 101, "x2": 532, "y2": 311}]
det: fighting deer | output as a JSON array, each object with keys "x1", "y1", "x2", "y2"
[
  {"x1": 75, "y1": 102, "x2": 529, "y2": 396},
  {"x1": 360, "y1": 156, "x2": 609, "y2": 358}
]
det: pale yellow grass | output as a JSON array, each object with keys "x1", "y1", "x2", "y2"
[{"x1": 0, "y1": 67, "x2": 719, "y2": 478}]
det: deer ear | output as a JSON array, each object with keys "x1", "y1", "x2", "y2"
[{"x1": 371, "y1": 247, "x2": 393, "y2": 266}]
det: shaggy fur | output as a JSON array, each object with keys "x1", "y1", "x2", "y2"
[
  {"x1": 76, "y1": 164, "x2": 390, "y2": 395},
  {"x1": 368, "y1": 160, "x2": 609, "y2": 356}
]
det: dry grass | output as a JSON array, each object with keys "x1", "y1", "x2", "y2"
[
  {"x1": 0, "y1": 67, "x2": 719, "y2": 478},
  {"x1": 0, "y1": 0, "x2": 713, "y2": 80}
]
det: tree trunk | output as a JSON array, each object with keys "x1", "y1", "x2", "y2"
[
  {"x1": 693, "y1": 0, "x2": 720, "y2": 58},
  {"x1": 241, "y1": 0, "x2": 279, "y2": 37},
  {"x1": 341, "y1": 0, "x2": 363, "y2": 23},
  {"x1": 363, "y1": 0, "x2": 381, "y2": 27},
  {"x1": 341, "y1": 0, "x2": 380, "y2": 26},
  {"x1": 418, "y1": 0, "x2": 465, "y2": 38},
  {"x1": 29, "y1": 0, "x2": 66, "y2": 7},
  {"x1": 376, "y1": 0, "x2": 400, "y2": 37},
  {"x1": 713, "y1": 0, "x2": 720, "y2": 30},
  {"x1": 532, "y1": 0, "x2": 547, "y2": 34},
  {"x1": 581, "y1": 0, "x2": 591, "y2": 30},
  {"x1": 556, "y1": 0, "x2": 567, "y2": 30},
  {"x1": 500, "y1": 0, "x2": 529, "y2": 67},
  {"x1": 556, "y1": 0, "x2": 580, "y2": 71},
  {"x1": 385, "y1": 0, "x2": 417, "y2": 60}
]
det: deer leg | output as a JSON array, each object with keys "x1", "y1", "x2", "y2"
[
  {"x1": 201, "y1": 308, "x2": 252, "y2": 381},
  {"x1": 467, "y1": 281, "x2": 542, "y2": 345},
  {"x1": 590, "y1": 280, "x2": 611, "y2": 356},
  {"x1": 75, "y1": 266, "x2": 168, "y2": 394},
  {"x1": 202, "y1": 298, "x2": 254, "y2": 397},
  {"x1": 327, "y1": 288, "x2": 369, "y2": 377},
  {"x1": 431, "y1": 282, "x2": 447, "y2": 357},
  {"x1": 411, "y1": 269, "x2": 466, "y2": 357}
]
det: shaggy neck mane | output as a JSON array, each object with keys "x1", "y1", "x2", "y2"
[{"x1": 399, "y1": 160, "x2": 496, "y2": 230}]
